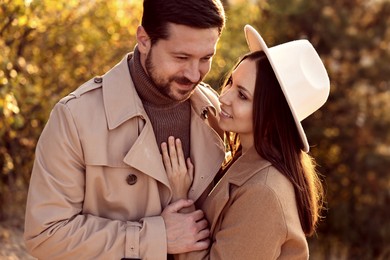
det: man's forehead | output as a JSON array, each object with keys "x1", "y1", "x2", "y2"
[
  {"x1": 159, "y1": 24, "x2": 219, "y2": 55},
  {"x1": 166, "y1": 23, "x2": 219, "y2": 41}
]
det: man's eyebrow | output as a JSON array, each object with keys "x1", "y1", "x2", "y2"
[
  {"x1": 205, "y1": 51, "x2": 216, "y2": 57},
  {"x1": 170, "y1": 51, "x2": 215, "y2": 57}
]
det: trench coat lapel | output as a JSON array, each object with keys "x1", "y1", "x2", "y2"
[
  {"x1": 205, "y1": 147, "x2": 272, "y2": 232},
  {"x1": 123, "y1": 120, "x2": 171, "y2": 188},
  {"x1": 102, "y1": 53, "x2": 225, "y2": 202},
  {"x1": 123, "y1": 103, "x2": 225, "y2": 202},
  {"x1": 102, "y1": 54, "x2": 170, "y2": 189},
  {"x1": 188, "y1": 87, "x2": 225, "y2": 201}
]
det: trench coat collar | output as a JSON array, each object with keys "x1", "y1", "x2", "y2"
[
  {"x1": 206, "y1": 147, "x2": 272, "y2": 231},
  {"x1": 102, "y1": 53, "x2": 218, "y2": 130},
  {"x1": 102, "y1": 53, "x2": 145, "y2": 130},
  {"x1": 101, "y1": 53, "x2": 224, "y2": 202}
]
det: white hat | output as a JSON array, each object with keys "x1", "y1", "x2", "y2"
[{"x1": 244, "y1": 24, "x2": 330, "y2": 152}]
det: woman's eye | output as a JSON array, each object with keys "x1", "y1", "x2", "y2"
[
  {"x1": 226, "y1": 77, "x2": 232, "y2": 86},
  {"x1": 239, "y1": 92, "x2": 247, "y2": 100}
]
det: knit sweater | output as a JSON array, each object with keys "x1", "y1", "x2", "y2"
[{"x1": 128, "y1": 47, "x2": 191, "y2": 159}]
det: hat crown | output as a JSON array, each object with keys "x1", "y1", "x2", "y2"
[
  {"x1": 268, "y1": 40, "x2": 330, "y2": 121},
  {"x1": 244, "y1": 25, "x2": 330, "y2": 152}
]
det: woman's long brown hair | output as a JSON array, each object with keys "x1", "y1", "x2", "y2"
[{"x1": 222, "y1": 51, "x2": 324, "y2": 236}]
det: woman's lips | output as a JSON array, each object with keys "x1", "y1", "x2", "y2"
[{"x1": 220, "y1": 109, "x2": 232, "y2": 118}]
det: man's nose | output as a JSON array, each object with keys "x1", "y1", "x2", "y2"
[{"x1": 183, "y1": 61, "x2": 201, "y2": 83}]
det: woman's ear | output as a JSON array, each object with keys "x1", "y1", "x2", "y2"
[{"x1": 136, "y1": 26, "x2": 151, "y2": 54}]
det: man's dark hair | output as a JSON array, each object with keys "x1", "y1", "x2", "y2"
[{"x1": 142, "y1": 0, "x2": 225, "y2": 45}]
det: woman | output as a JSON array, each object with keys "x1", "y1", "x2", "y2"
[{"x1": 161, "y1": 25, "x2": 330, "y2": 259}]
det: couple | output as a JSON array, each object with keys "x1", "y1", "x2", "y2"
[{"x1": 24, "y1": 0, "x2": 329, "y2": 259}]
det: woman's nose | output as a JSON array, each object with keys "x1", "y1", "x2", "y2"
[{"x1": 219, "y1": 88, "x2": 231, "y2": 105}]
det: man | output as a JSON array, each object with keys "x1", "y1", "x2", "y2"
[{"x1": 24, "y1": 0, "x2": 225, "y2": 259}]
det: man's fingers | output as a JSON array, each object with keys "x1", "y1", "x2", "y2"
[
  {"x1": 164, "y1": 199, "x2": 194, "y2": 213},
  {"x1": 196, "y1": 218, "x2": 209, "y2": 232},
  {"x1": 163, "y1": 206, "x2": 210, "y2": 254},
  {"x1": 192, "y1": 238, "x2": 210, "y2": 252},
  {"x1": 195, "y1": 229, "x2": 211, "y2": 243},
  {"x1": 190, "y1": 209, "x2": 206, "y2": 222}
]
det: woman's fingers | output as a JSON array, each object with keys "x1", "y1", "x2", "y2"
[
  {"x1": 163, "y1": 137, "x2": 194, "y2": 201},
  {"x1": 186, "y1": 158, "x2": 194, "y2": 182},
  {"x1": 161, "y1": 142, "x2": 173, "y2": 173},
  {"x1": 164, "y1": 136, "x2": 193, "y2": 181},
  {"x1": 168, "y1": 137, "x2": 188, "y2": 174},
  {"x1": 168, "y1": 136, "x2": 179, "y2": 171},
  {"x1": 175, "y1": 138, "x2": 187, "y2": 171}
]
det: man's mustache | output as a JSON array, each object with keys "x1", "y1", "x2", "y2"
[{"x1": 174, "y1": 77, "x2": 198, "y2": 85}]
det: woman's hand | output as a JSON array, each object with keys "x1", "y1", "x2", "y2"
[{"x1": 161, "y1": 136, "x2": 194, "y2": 202}]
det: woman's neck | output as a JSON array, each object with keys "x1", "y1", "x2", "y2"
[{"x1": 239, "y1": 134, "x2": 254, "y2": 153}]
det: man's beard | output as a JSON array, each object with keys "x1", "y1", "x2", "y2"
[{"x1": 145, "y1": 51, "x2": 200, "y2": 101}]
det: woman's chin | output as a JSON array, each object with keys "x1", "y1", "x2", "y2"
[{"x1": 217, "y1": 121, "x2": 231, "y2": 132}]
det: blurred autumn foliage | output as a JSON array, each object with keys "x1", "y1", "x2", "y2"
[{"x1": 1, "y1": 0, "x2": 389, "y2": 258}]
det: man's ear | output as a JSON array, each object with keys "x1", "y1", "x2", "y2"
[{"x1": 136, "y1": 26, "x2": 151, "y2": 54}]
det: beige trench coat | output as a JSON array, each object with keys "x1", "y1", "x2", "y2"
[
  {"x1": 24, "y1": 53, "x2": 225, "y2": 260},
  {"x1": 177, "y1": 147, "x2": 309, "y2": 260}
]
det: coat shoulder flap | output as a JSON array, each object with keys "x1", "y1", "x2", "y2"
[{"x1": 60, "y1": 76, "x2": 103, "y2": 104}]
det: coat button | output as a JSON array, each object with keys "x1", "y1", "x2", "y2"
[
  {"x1": 94, "y1": 76, "x2": 103, "y2": 83},
  {"x1": 126, "y1": 174, "x2": 137, "y2": 185},
  {"x1": 201, "y1": 108, "x2": 208, "y2": 119}
]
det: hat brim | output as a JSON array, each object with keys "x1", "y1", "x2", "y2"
[{"x1": 244, "y1": 24, "x2": 309, "y2": 152}]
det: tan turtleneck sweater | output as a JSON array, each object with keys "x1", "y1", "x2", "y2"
[{"x1": 128, "y1": 47, "x2": 191, "y2": 159}]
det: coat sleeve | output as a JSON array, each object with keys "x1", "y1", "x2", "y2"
[
  {"x1": 24, "y1": 102, "x2": 167, "y2": 260},
  {"x1": 175, "y1": 182, "x2": 290, "y2": 260}
]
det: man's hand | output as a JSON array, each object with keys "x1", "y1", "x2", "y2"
[{"x1": 161, "y1": 199, "x2": 210, "y2": 254}]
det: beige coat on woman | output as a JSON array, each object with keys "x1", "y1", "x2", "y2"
[
  {"x1": 24, "y1": 53, "x2": 225, "y2": 260},
  {"x1": 177, "y1": 147, "x2": 308, "y2": 260}
]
